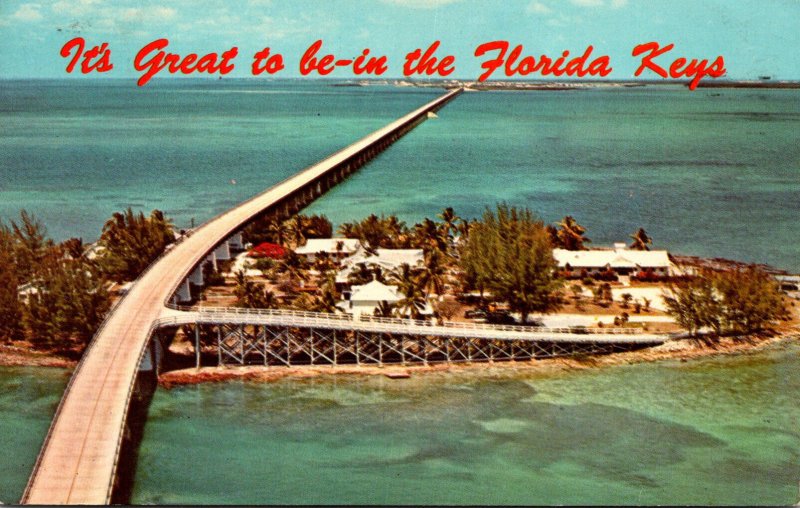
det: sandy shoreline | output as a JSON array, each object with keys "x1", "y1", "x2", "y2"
[
  {"x1": 158, "y1": 332, "x2": 797, "y2": 388},
  {"x1": 0, "y1": 344, "x2": 77, "y2": 369}
]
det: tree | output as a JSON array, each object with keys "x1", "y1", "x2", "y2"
[
  {"x1": 620, "y1": 293, "x2": 633, "y2": 309},
  {"x1": 435, "y1": 299, "x2": 460, "y2": 321},
  {"x1": 284, "y1": 214, "x2": 333, "y2": 249},
  {"x1": 554, "y1": 216, "x2": 590, "y2": 251},
  {"x1": 98, "y1": 208, "x2": 174, "y2": 282},
  {"x1": 458, "y1": 204, "x2": 562, "y2": 323},
  {"x1": 374, "y1": 300, "x2": 395, "y2": 317},
  {"x1": 419, "y1": 248, "x2": 448, "y2": 299},
  {"x1": 662, "y1": 274, "x2": 721, "y2": 336},
  {"x1": 347, "y1": 262, "x2": 382, "y2": 286},
  {"x1": 570, "y1": 284, "x2": 584, "y2": 311},
  {"x1": 437, "y1": 207, "x2": 461, "y2": 242},
  {"x1": 311, "y1": 271, "x2": 339, "y2": 313},
  {"x1": 629, "y1": 228, "x2": 653, "y2": 251},
  {"x1": 661, "y1": 267, "x2": 786, "y2": 337},
  {"x1": 9, "y1": 210, "x2": 53, "y2": 281},
  {"x1": 714, "y1": 266, "x2": 787, "y2": 334},
  {"x1": 0, "y1": 229, "x2": 23, "y2": 342},
  {"x1": 413, "y1": 218, "x2": 449, "y2": 254},
  {"x1": 232, "y1": 270, "x2": 277, "y2": 309},
  {"x1": 389, "y1": 263, "x2": 427, "y2": 319},
  {"x1": 24, "y1": 259, "x2": 110, "y2": 349},
  {"x1": 276, "y1": 251, "x2": 308, "y2": 288}
]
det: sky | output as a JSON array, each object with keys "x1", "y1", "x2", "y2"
[{"x1": 0, "y1": 0, "x2": 798, "y2": 81}]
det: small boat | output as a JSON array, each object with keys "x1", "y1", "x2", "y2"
[
  {"x1": 427, "y1": 111, "x2": 438, "y2": 119},
  {"x1": 384, "y1": 370, "x2": 411, "y2": 379}
]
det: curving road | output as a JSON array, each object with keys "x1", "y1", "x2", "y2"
[{"x1": 22, "y1": 88, "x2": 463, "y2": 505}]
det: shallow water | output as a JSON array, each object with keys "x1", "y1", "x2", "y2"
[
  {"x1": 0, "y1": 366, "x2": 69, "y2": 503},
  {"x1": 127, "y1": 342, "x2": 799, "y2": 505}
]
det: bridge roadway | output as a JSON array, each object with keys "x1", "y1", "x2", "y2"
[{"x1": 22, "y1": 88, "x2": 463, "y2": 505}]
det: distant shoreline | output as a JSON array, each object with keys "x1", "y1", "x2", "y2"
[{"x1": 331, "y1": 78, "x2": 800, "y2": 91}]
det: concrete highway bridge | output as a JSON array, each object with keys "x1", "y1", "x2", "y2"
[{"x1": 22, "y1": 87, "x2": 668, "y2": 504}]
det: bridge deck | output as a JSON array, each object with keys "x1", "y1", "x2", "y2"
[
  {"x1": 23, "y1": 88, "x2": 463, "y2": 505},
  {"x1": 159, "y1": 306, "x2": 669, "y2": 344}
]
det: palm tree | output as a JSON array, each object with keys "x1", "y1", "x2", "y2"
[
  {"x1": 337, "y1": 221, "x2": 359, "y2": 238},
  {"x1": 629, "y1": 228, "x2": 653, "y2": 251},
  {"x1": 388, "y1": 263, "x2": 428, "y2": 319},
  {"x1": 278, "y1": 251, "x2": 308, "y2": 288},
  {"x1": 394, "y1": 283, "x2": 428, "y2": 320},
  {"x1": 291, "y1": 292, "x2": 316, "y2": 311},
  {"x1": 555, "y1": 216, "x2": 590, "y2": 251},
  {"x1": 456, "y1": 218, "x2": 473, "y2": 242},
  {"x1": 419, "y1": 248, "x2": 447, "y2": 299},
  {"x1": 387, "y1": 263, "x2": 420, "y2": 294},
  {"x1": 437, "y1": 207, "x2": 461, "y2": 240},
  {"x1": 347, "y1": 262, "x2": 380, "y2": 286},
  {"x1": 384, "y1": 215, "x2": 409, "y2": 248},
  {"x1": 284, "y1": 216, "x2": 312, "y2": 249},
  {"x1": 262, "y1": 289, "x2": 279, "y2": 309},
  {"x1": 374, "y1": 300, "x2": 394, "y2": 317},
  {"x1": 312, "y1": 271, "x2": 339, "y2": 313},
  {"x1": 233, "y1": 269, "x2": 271, "y2": 308},
  {"x1": 413, "y1": 218, "x2": 448, "y2": 253},
  {"x1": 266, "y1": 217, "x2": 290, "y2": 246}
]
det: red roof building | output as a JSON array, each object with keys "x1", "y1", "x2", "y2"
[{"x1": 248, "y1": 242, "x2": 286, "y2": 259}]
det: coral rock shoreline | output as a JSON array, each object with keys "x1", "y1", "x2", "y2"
[{"x1": 157, "y1": 333, "x2": 796, "y2": 388}]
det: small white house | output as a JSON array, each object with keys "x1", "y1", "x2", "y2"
[{"x1": 341, "y1": 280, "x2": 401, "y2": 318}]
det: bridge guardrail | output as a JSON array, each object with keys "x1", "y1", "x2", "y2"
[{"x1": 169, "y1": 305, "x2": 645, "y2": 335}]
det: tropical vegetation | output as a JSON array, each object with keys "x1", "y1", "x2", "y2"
[
  {"x1": 459, "y1": 204, "x2": 562, "y2": 323},
  {"x1": 662, "y1": 266, "x2": 788, "y2": 336}
]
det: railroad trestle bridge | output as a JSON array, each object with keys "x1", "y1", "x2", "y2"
[{"x1": 156, "y1": 306, "x2": 667, "y2": 368}]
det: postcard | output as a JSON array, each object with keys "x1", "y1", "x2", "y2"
[{"x1": 1, "y1": 1, "x2": 798, "y2": 505}]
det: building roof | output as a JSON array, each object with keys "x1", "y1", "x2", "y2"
[
  {"x1": 553, "y1": 247, "x2": 671, "y2": 269},
  {"x1": 349, "y1": 280, "x2": 401, "y2": 302},
  {"x1": 337, "y1": 248, "x2": 425, "y2": 283},
  {"x1": 346, "y1": 248, "x2": 423, "y2": 269},
  {"x1": 295, "y1": 238, "x2": 360, "y2": 256}
]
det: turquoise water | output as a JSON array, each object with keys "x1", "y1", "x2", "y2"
[
  {"x1": 0, "y1": 367, "x2": 69, "y2": 503},
  {"x1": 0, "y1": 80, "x2": 798, "y2": 504},
  {"x1": 128, "y1": 342, "x2": 800, "y2": 505},
  {"x1": 1, "y1": 80, "x2": 798, "y2": 270}
]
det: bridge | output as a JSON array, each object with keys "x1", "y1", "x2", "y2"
[
  {"x1": 160, "y1": 306, "x2": 666, "y2": 367},
  {"x1": 22, "y1": 87, "x2": 464, "y2": 505},
  {"x1": 23, "y1": 86, "x2": 669, "y2": 504}
]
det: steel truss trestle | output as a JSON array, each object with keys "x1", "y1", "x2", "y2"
[{"x1": 202, "y1": 323, "x2": 643, "y2": 367}]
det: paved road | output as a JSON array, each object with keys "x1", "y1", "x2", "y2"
[{"x1": 22, "y1": 88, "x2": 463, "y2": 505}]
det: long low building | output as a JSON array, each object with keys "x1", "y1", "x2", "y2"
[
  {"x1": 294, "y1": 238, "x2": 361, "y2": 260},
  {"x1": 553, "y1": 243, "x2": 673, "y2": 277}
]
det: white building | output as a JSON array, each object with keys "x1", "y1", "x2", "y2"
[
  {"x1": 336, "y1": 248, "x2": 424, "y2": 284},
  {"x1": 17, "y1": 282, "x2": 41, "y2": 304},
  {"x1": 553, "y1": 243, "x2": 673, "y2": 277},
  {"x1": 294, "y1": 238, "x2": 361, "y2": 261},
  {"x1": 339, "y1": 279, "x2": 401, "y2": 318}
]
